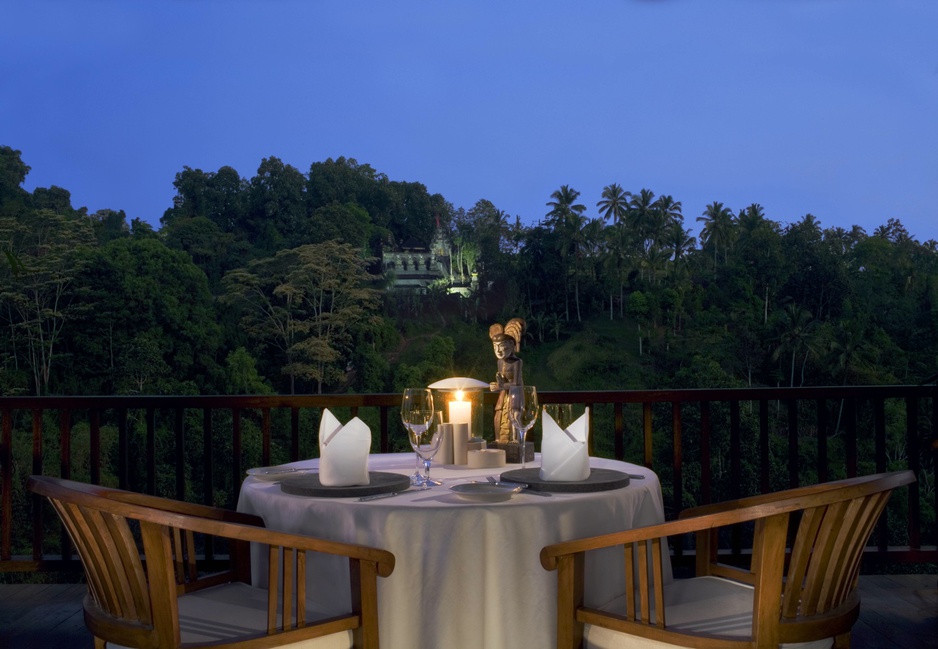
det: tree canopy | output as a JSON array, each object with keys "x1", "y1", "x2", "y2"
[{"x1": 1, "y1": 145, "x2": 936, "y2": 397}]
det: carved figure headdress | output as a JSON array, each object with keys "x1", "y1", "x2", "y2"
[{"x1": 489, "y1": 318, "x2": 525, "y2": 352}]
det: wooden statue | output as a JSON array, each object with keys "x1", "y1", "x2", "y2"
[{"x1": 489, "y1": 318, "x2": 525, "y2": 443}]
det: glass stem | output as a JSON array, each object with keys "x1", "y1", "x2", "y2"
[{"x1": 518, "y1": 428, "x2": 526, "y2": 469}]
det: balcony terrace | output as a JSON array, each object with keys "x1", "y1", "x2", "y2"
[{"x1": 1, "y1": 386, "x2": 936, "y2": 647}]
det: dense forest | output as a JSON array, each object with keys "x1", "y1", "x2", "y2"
[{"x1": 2, "y1": 144, "x2": 937, "y2": 398}]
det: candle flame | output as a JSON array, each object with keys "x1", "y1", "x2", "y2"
[{"x1": 455, "y1": 390, "x2": 465, "y2": 402}]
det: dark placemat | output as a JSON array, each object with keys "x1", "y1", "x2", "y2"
[
  {"x1": 279, "y1": 471, "x2": 411, "y2": 498},
  {"x1": 499, "y1": 467, "x2": 630, "y2": 493}
]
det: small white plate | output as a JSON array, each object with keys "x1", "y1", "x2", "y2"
[
  {"x1": 246, "y1": 465, "x2": 311, "y2": 482},
  {"x1": 450, "y1": 482, "x2": 522, "y2": 503}
]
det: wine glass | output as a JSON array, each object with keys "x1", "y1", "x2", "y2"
[
  {"x1": 508, "y1": 385, "x2": 538, "y2": 469},
  {"x1": 401, "y1": 388, "x2": 435, "y2": 486},
  {"x1": 408, "y1": 411, "x2": 444, "y2": 487},
  {"x1": 544, "y1": 403, "x2": 574, "y2": 430}
]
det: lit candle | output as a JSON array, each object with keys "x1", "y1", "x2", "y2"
[{"x1": 448, "y1": 390, "x2": 472, "y2": 430}]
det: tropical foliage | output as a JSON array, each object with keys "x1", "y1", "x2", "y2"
[{"x1": 2, "y1": 145, "x2": 937, "y2": 398}]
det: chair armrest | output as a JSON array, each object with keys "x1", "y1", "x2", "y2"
[
  {"x1": 541, "y1": 514, "x2": 718, "y2": 572},
  {"x1": 104, "y1": 489, "x2": 266, "y2": 528},
  {"x1": 540, "y1": 473, "x2": 904, "y2": 572},
  {"x1": 134, "y1": 503, "x2": 395, "y2": 577},
  {"x1": 28, "y1": 476, "x2": 267, "y2": 528},
  {"x1": 678, "y1": 471, "x2": 913, "y2": 520}
]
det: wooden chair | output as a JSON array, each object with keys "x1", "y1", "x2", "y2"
[
  {"x1": 28, "y1": 476, "x2": 395, "y2": 649},
  {"x1": 540, "y1": 470, "x2": 915, "y2": 649}
]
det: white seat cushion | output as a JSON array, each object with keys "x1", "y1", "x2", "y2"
[
  {"x1": 584, "y1": 576, "x2": 832, "y2": 649},
  {"x1": 108, "y1": 582, "x2": 352, "y2": 648}
]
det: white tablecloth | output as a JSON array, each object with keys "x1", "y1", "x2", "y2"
[{"x1": 237, "y1": 454, "x2": 669, "y2": 649}]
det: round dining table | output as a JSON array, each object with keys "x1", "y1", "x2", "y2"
[{"x1": 237, "y1": 453, "x2": 669, "y2": 649}]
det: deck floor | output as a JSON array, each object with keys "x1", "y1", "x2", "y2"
[{"x1": 1, "y1": 574, "x2": 935, "y2": 648}]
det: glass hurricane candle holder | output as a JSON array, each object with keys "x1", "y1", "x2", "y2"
[{"x1": 428, "y1": 377, "x2": 487, "y2": 440}]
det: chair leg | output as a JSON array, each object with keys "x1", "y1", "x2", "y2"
[
  {"x1": 555, "y1": 553, "x2": 585, "y2": 649},
  {"x1": 833, "y1": 631, "x2": 851, "y2": 649}
]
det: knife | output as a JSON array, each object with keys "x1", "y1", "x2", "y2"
[
  {"x1": 487, "y1": 478, "x2": 553, "y2": 497},
  {"x1": 358, "y1": 490, "x2": 412, "y2": 502}
]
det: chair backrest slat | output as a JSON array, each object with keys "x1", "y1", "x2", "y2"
[
  {"x1": 54, "y1": 499, "x2": 152, "y2": 625},
  {"x1": 785, "y1": 485, "x2": 893, "y2": 620}
]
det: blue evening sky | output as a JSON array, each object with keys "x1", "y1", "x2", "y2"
[{"x1": 3, "y1": 0, "x2": 936, "y2": 241}]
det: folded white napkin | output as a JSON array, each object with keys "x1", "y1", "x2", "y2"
[
  {"x1": 318, "y1": 408, "x2": 371, "y2": 487},
  {"x1": 539, "y1": 407, "x2": 590, "y2": 482}
]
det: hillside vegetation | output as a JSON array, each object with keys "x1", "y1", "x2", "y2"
[{"x1": 2, "y1": 145, "x2": 936, "y2": 398}]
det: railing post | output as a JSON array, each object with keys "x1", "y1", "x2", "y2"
[
  {"x1": 203, "y1": 408, "x2": 213, "y2": 506},
  {"x1": 59, "y1": 410, "x2": 71, "y2": 480},
  {"x1": 203, "y1": 407, "x2": 214, "y2": 561},
  {"x1": 90, "y1": 409, "x2": 101, "y2": 485},
  {"x1": 932, "y1": 388, "x2": 938, "y2": 555},
  {"x1": 730, "y1": 400, "x2": 741, "y2": 558},
  {"x1": 587, "y1": 404, "x2": 595, "y2": 456},
  {"x1": 59, "y1": 409, "x2": 72, "y2": 562},
  {"x1": 699, "y1": 401, "x2": 711, "y2": 505},
  {"x1": 906, "y1": 397, "x2": 921, "y2": 550},
  {"x1": 730, "y1": 401, "x2": 741, "y2": 498},
  {"x1": 672, "y1": 402, "x2": 683, "y2": 558},
  {"x1": 1, "y1": 408, "x2": 11, "y2": 561},
  {"x1": 290, "y1": 407, "x2": 300, "y2": 461},
  {"x1": 146, "y1": 406, "x2": 156, "y2": 495},
  {"x1": 262, "y1": 408, "x2": 272, "y2": 467},
  {"x1": 671, "y1": 402, "x2": 682, "y2": 522},
  {"x1": 873, "y1": 397, "x2": 886, "y2": 473},
  {"x1": 175, "y1": 407, "x2": 185, "y2": 501},
  {"x1": 379, "y1": 405, "x2": 389, "y2": 453},
  {"x1": 642, "y1": 402, "x2": 653, "y2": 469},
  {"x1": 231, "y1": 408, "x2": 242, "y2": 510},
  {"x1": 31, "y1": 409, "x2": 42, "y2": 561},
  {"x1": 787, "y1": 399, "x2": 798, "y2": 489},
  {"x1": 816, "y1": 398, "x2": 828, "y2": 484},
  {"x1": 873, "y1": 397, "x2": 888, "y2": 552},
  {"x1": 845, "y1": 397, "x2": 857, "y2": 477},
  {"x1": 117, "y1": 407, "x2": 129, "y2": 490},
  {"x1": 759, "y1": 399, "x2": 769, "y2": 494}
]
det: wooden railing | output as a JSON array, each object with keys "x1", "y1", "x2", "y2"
[{"x1": 2, "y1": 386, "x2": 936, "y2": 574}]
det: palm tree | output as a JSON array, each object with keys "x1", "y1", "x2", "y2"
[
  {"x1": 627, "y1": 188, "x2": 656, "y2": 252},
  {"x1": 597, "y1": 184, "x2": 635, "y2": 316},
  {"x1": 582, "y1": 217, "x2": 606, "y2": 278},
  {"x1": 643, "y1": 245, "x2": 672, "y2": 284},
  {"x1": 602, "y1": 222, "x2": 634, "y2": 318},
  {"x1": 546, "y1": 185, "x2": 586, "y2": 225},
  {"x1": 737, "y1": 203, "x2": 765, "y2": 234},
  {"x1": 652, "y1": 195, "x2": 683, "y2": 237},
  {"x1": 771, "y1": 303, "x2": 817, "y2": 387},
  {"x1": 546, "y1": 185, "x2": 588, "y2": 321},
  {"x1": 597, "y1": 183, "x2": 631, "y2": 225},
  {"x1": 663, "y1": 221, "x2": 696, "y2": 267},
  {"x1": 735, "y1": 203, "x2": 782, "y2": 324},
  {"x1": 827, "y1": 319, "x2": 876, "y2": 432},
  {"x1": 697, "y1": 201, "x2": 736, "y2": 268}
]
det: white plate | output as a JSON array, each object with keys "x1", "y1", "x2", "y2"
[
  {"x1": 246, "y1": 465, "x2": 311, "y2": 482},
  {"x1": 450, "y1": 482, "x2": 522, "y2": 502}
]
